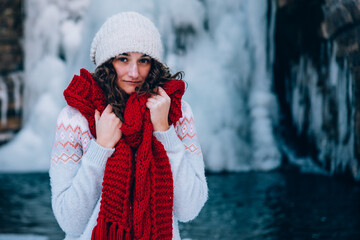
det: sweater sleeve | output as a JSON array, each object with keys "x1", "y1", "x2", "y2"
[
  {"x1": 49, "y1": 106, "x2": 115, "y2": 237},
  {"x1": 153, "y1": 100, "x2": 208, "y2": 222}
]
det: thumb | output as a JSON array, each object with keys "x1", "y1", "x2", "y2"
[{"x1": 94, "y1": 109, "x2": 100, "y2": 124}]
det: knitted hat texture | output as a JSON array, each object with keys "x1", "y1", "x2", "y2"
[{"x1": 90, "y1": 12, "x2": 163, "y2": 67}]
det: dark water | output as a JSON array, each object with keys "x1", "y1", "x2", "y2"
[{"x1": 0, "y1": 171, "x2": 359, "y2": 240}]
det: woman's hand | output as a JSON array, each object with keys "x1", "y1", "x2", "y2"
[
  {"x1": 95, "y1": 104, "x2": 122, "y2": 148},
  {"x1": 146, "y1": 87, "x2": 171, "y2": 132}
]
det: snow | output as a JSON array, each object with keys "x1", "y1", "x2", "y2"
[
  {"x1": 0, "y1": 0, "x2": 281, "y2": 172},
  {"x1": 0, "y1": 235, "x2": 47, "y2": 240}
]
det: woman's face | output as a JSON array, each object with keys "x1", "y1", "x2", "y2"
[{"x1": 112, "y1": 52, "x2": 151, "y2": 94}]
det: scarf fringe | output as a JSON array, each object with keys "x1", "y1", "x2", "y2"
[
  {"x1": 125, "y1": 232, "x2": 131, "y2": 240},
  {"x1": 91, "y1": 217, "x2": 106, "y2": 239},
  {"x1": 109, "y1": 223, "x2": 117, "y2": 239},
  {"x1": 91, "y1": 218, "x2": 131, "y2": 240}
]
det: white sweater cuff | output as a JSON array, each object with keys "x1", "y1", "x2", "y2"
[
  {"x1": 83, "y1": 139, "x2": 115, "y2": 168},
  {"x1": 153, "y1": 125, "x2": 183, "y2": 152}
]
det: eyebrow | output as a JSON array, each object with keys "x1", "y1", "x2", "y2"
[{"x1": 118, "y1": 53, "x2": 150, "y2": 58}]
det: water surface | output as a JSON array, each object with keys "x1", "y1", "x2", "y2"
[{"x1": 0, "y1": 171, "x2": 359, "y2": 240}]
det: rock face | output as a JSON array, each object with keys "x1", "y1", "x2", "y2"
[
  {"x1": 322, "y1": 0, "x2": 360, "y2": 165},
  {"x1": 0, "y1": 0, "x2": 23, "y2": 145},
  {"x1": 275, "y1": 0, "x2": 360, "y2": 180}
]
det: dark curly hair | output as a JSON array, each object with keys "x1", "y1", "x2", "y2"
[{"x1": 92, "y1": 58, "x2": 184, "y2": 122}]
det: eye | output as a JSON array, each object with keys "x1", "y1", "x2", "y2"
[
  {"x1": 116, "y1": 57, "x2": 128, "y2": 62},
  {"x1": 139, "y1": 58, "x2": 150, "y2": 64}
]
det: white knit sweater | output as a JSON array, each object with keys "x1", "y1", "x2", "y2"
[{"x1": 49, "y1": 100, "x2": 208, "y2": 240}]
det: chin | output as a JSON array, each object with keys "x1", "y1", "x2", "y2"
[{"x1": 125, "y1": 88, "x2": 136, "y2": 94}]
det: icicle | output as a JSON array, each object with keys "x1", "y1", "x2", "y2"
[
  {"x1": 9, "y1": 72, "x2": 22, "y2": 114},
  {"x1": 0, "y1": 76, "x2": 8, "y2": 126},
  {"x1": 267, "y1": 0, "x2": 277, "y2": 72},
  {"x1": 247, "y1": 0, "x2": 281, "y2": 170}
]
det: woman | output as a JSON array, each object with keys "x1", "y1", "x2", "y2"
[{"x1": 50, "y1": 11, "x2": 208, "y2": 240}]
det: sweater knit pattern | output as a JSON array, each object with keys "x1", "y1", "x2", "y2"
[
  {"x1": 63, "y1": 69, "x2": 185, "y2": 240},
  {"x1": 174, "y1": 114, "x2": 202, "y2": 156}
]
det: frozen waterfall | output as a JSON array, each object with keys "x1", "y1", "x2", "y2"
[{"x1": 0, "y1": 0, "x2": 281, "y2": 172}]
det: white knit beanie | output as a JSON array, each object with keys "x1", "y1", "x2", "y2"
[{"x1": 90, "y1": 11, "x2": 163, "y2": 67}]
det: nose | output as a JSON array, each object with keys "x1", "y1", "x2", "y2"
[{"x1": 128, "y1": 62, "x2": 139, "y2": 79}]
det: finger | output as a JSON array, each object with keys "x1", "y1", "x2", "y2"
[
  {"x1": 114, "y1": 119, "x2": 122, "y2": 128},
  {"x1": 146, "y1": 98, "x2": 155, "y2": 105},
  {"x1": 149, "y1": 95, "x2": 162, "y2": 101},
  {"x1": 94, "y1": 110, "x2": 100, "y2": 124},
  {"x1": 147, "y1": 98, "x2": 158, "y2": 104},
  {"x1": 158, "y1": 87, "x2": 170, "y2": 99},
  {"x1": 103, "y1": 104, "x2": 113, "y2": 114},
  {"x1": 146, "y1": 99, "x2": 155, "y2": 108},
  {"x1": 158, "y1": 87, "x2": 167, "y2": 96}
]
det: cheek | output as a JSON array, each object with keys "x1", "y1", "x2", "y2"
[
  {"x1": 116, "y1": 68, "x2": 126, "y2": 77},
  {"x1": 140, "y1": 66, "x2": 151, "y2": 79},
  {"x1": 112, "y1": 63, "x2": 126, "y2": 77}
]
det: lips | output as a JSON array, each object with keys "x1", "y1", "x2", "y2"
[{"x1": 124, "y1": 80, "x2": 142, "y2": 85}]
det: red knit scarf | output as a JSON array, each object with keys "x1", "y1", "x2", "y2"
[{"x1": 63, "y1": 68, "x2": 185, "y2": 240}]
